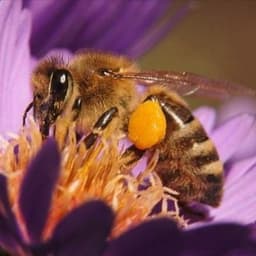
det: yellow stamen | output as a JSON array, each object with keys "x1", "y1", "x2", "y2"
[{"x1": 0, "y1": 116, "x2": 185, "y2": 241}]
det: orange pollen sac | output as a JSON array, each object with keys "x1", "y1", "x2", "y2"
[{"x1": 128, "y1": 100, "x2": 167, "y2": 150}]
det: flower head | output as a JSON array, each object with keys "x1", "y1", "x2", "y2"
[
  {"x1": 0, "y1": 0, "x2": 31, "y2": 134},
  {"x1": 1, "y1": 0, "x2": 256, "y2": 255},
  {"x1": 198, "y1": 99, "x2": 256, "y2": 225},
  {"x1": 0, "y1": 127, "x2": 256, "y2": 256},
  {"x1": 23, "y1": 0, "x2": 189, "y2": 58},
  {"x1": 0, "y1": 139, "x2": 114, "y2": 255},
  {"x1": 2, "y1": 118, "x2": 183, "y2": 239}
]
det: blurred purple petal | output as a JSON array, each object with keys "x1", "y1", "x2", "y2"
[
  {"x1": 104, "y1": 218, "x2": 181, "y2": 256},
  {"x1": 0, "y1": 175, "x2": 22, "y2": 251},
  {"x1": 128, "y1": 2, "x2": 190, "y2": 58},
  {"x1": 0, "y1": 175, "x2": 21, "y2": 237},
  {"x1": 193, "y1": 106, "x2": 216, "y2": 134},
  {"x1": 210, "y1": 157, "x2": 256, "y2": 224},
  {"x1": 231, "y1": 116, "x2": 256, "y2": 161},
  {"x1": 251, "y1": 222, "x2": 256, "y2": 240},
  {"x1": 228, "y1": 249, "x2": 256, "y2": 256},
  {"x1": 211, "y1": 114, "x2": 255, "y2": 162},
  {"x1": 217, "y1": 97, "x2": 256, "y2": 125},
  {"x1": 48, "y1": 200, "x2": 113, "y2": 256},
  {"x1": 23, "y1": 0, "x2": 188, "y2": 58},
  {"x1": 183, "y1": 223, "x2": 256, "y2": 256},
  {"x1": 18, "y1": 138, "x2": 60, "y2": 243},
  {"x1": 0, "y1": 214, "x2": 21, "y2": 254},
  {"x1": 225, "y1": 156, "x2": 256, "y2": 186},
  {"x1": 0, "y1": 0, "x2": 31, "y2": 134},
  {"x1": 0, "y1": 175, "x2": 14, "y2": 219}
]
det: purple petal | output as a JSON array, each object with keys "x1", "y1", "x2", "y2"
[
  {"x1": 231, "y1": 115, "x2": 256, "y2": 161},
  {"x1": 217, "y1": 97, "x2": 256, "y2": 125},
  {"x1": 211, "y1": 114, "x2": 255, "y2": 162},
  {"x1": 183, "y1": 223, "x2": 256, "y2": 256},
  {"x1": 0, "y1": 175, "x2": 22, "y2": 251},
  {"x1": 225, "y1": 156, "x2": 256, "y2": 186},
  {"x1": 91, "y1": 0, "x2": 173, "y2": 57},
  {"x1": 251, "y1": 222, "x2": 256, "y2": 241},
  {"x1": 0, "y1": 175, "x2": 16, "y2": 220},
  {"x1": 0, "y1": 0, "x2": 32, "y2": 134},
  {"x1": 104, "y1": 218, "x2": 181, "y2": 256},
  {"x1": 0, "y1": 214, "x2": 21, "y2": 254},
  {"x1": 210, "y1": 157, "x2": 256, "y2": 224},
  {"x1": 18, "y1": 138, "x2": 60, "y2": 243},
  {"x1": 24, "y1": 0, "x2": 184, "y2": 58},
  {"x1": 47, "y1": 200, "x2": 113, "y2": 256},
  {"x1": 128, "y1": 2, "x2": 190, "y2": 58},
  {"x1": 193, "y1": 106, "x2": 217, "y2": 134}
]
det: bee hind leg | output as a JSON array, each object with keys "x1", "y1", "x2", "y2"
[
  {"x1": 84, "y1": 107, "x2": 118, "y2": 149},
  {"x1": 120, "y1": 145, "x2": 145, "y2": 172}
]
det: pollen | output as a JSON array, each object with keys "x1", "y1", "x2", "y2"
[
  {"x1": 128, "y1": 100, "x2": 167, "y2": 150},
  {"x1": 0, "y1": 116, "x2": 185, "y2": 241}
]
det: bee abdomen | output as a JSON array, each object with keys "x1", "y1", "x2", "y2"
[
  {"x1": 177, "y1": 119, "x2": 223, "y2": 206},
  {"x1": 174, "y1": 117, "x2": 223, "y2": 175},
  {"x1": 189, "y1": 140, "x2": 221, "y2": 171},
  {"x1": 147, "y1": 89, "x2": 223, "y2": 206},
  {"x1": 161, "y1": 109, "x2": 224, "y2": 206}
]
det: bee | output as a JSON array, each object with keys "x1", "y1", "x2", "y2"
[{"x1": 23, "y1": 50, "x2": 255, "y2": 207}]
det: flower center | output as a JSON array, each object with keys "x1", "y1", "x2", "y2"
[{"x1": 0, "y1": 117, "x2": 185, "y2": 240}]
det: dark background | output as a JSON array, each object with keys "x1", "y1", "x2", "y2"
[{"x1": 140, "y1": 0, "x2": 256, "y2": 96}]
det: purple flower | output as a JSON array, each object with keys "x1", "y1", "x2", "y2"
[
  {"x1": 193, "y1": 99, "x2": 256, "y2": 226},
  {"x1": 0, "y1": 139, "x2": 114, "y2": 255},
  {"x1": 104, "y1": 220, "x2": 256, "y2": 256},
  {"x1": 23, "y1": 0, "x2": 189, "y2": 58},
  {"x1": 0, "y1": 0, "x2": 31, "y2": 134},
  {"x1": 0, "y1": 139, "x2": 256, "y2": 256},
  {"x1": 1, "y1": 0, "x2": 256, "y2": 255}
]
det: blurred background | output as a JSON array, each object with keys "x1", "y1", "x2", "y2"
[{"x1": 140, "y1": 0, "x2": 256, "y2": 98}]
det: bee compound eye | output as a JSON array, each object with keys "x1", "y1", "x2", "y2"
[{"x1": 50, "y1": 69, "x2": 72, "y2": 100}]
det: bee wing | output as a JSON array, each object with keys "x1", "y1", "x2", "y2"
[{"x1": 118, "y1": 71, "x2": 256, "y2": 99}]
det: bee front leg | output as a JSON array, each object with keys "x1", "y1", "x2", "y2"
[
  {"x1": 22, "y1": 101, "x2": 34, "y2": 126},
  {"x1": 84, "y1": 107, "x2": 118, "y2": 149},
  {"x1": 54, "y1": 96, "x2": 83, "y2": 146},
  {"x1": 72, "y1": 96, "x2": 83, "y2": 121}
]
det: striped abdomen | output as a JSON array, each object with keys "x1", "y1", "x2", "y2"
[{"x1": 152, "y1": 90, "x2": 223, "y2": 206}]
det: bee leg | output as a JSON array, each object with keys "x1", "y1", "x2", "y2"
[
  {"x1": 179, "y1": 202, "x2": 210, "y2": 222},
  {"x1": 22, "y1": 101, "x2": 34, "y2": 126},
  {"x1": 53, "y1": 96, "x2": 83, "y2": 147},
  {"x1": 121, "y1": 145, "x2": 145, "y2": 170},
  {"x1": 72, "y1": 96, "x2": 83, "y2": 121},
  {"x1": 121, "y1": 94, "x2": 175, "y2": 170},
  {"x1": 84, "y1": 107, "x2": 118, "y2": 149}
]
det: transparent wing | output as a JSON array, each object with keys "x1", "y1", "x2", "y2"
[{"x1": 117, "y1": 71, "x2": 256, "y2": 100}]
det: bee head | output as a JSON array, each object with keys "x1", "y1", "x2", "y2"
[{"x1": 33, "y1": 68, "x2": 73, "y2": 137}]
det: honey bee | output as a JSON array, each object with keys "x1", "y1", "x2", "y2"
[{"x1": 23, "y1": 50, "x2": 255, "y2": 207}]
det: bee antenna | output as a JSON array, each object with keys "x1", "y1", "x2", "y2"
[{"x1": 22, "y1": 101, "x2": 34, "y2": 126}]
